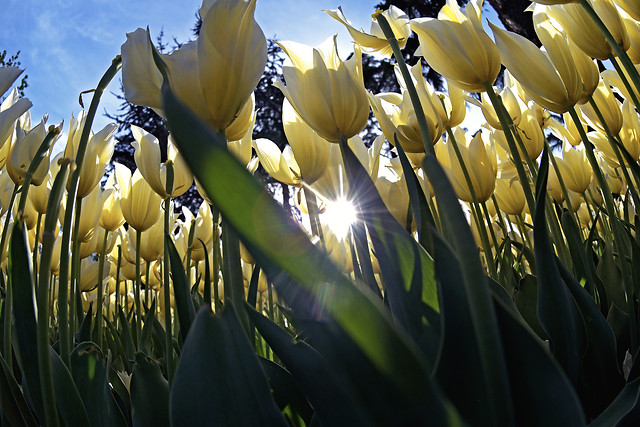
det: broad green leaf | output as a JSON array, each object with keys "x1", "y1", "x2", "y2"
[
  {"x1": 131, "y1": 353, "x2": 169, "y2": 427},
  {"x1": 248, "y1": 304, "x2": 374, "y2": 425},
  {"x1": 49, "y1": 347, "x2": 90, "y2": 427},
  {"x1": 556, "y1": 258, "x2": 624, "y2": 417},
  {"x1": 117, "y1": 309, "x2": 136, "y2": 367},
  {"x1": 514, "y1": 275, "x2": 547, "y2": 339},
  {"x1": 561, "y1": 211, "x2": 597, "y2": 296},
  {"x1": 589, "y1": 378, "x2": 640, "y2": 427},
  {"x1": 338, "y1": 140, "x2": 440, "y2": 364},
  {"x1": 139, "y1": 299, "x2": 157, "y2": 356},
  {"x1": 77, "y1": 303, "x2": 92, "y2": 343},
  {"x1": 0, "y1": 352, "x2": 38, "y2": 427},
  {"x1": 597, "y1": 241, "x2": 626, "y2": 312},
  {"x1": 493, "y1": 296, "x2": 586, "y2": 426},
  {"x1": 258, "y1": 357, "x2": 313, "y2": 423},
  {"x1": 423, "y1": 152, "x2": 513, "y2": 425},
  {"x1": 70, "y1": 342, "x2": 127, "y2": 427},
  {"x1": 166, "y1": 236, "x2": 195, "y2": 340},
  {"x1": 170, "y1": 306, "x2": 287, "y2": 426},
  {"x1": 9, "y1": 219, "x2": 44, "y2": 420},
  {"x1": 533, "y1": 147, "x2": 584, "y2": 385}
]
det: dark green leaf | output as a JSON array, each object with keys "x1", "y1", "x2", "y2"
[
  {"x1": 131, "y1": 352, "x2": 169, "y2": 427},
  {"x1": 589, "y1": 378, "x2": 640, "y2": 427},
  {"x1": 170, "y1": 306, "x2": 287, "y2": 426},
  {"x1": 514, "y1": 275, "x2": 547, "y2": 339},
  {"x1": 49, "y1": 347, "x2": 90, "y2": 427},
  {"x1": 0, "y1": 352, "x2": 38, "y2": 427},
  {"x1": 166, "y1": 236, "x2": 195, "y2": 340}
]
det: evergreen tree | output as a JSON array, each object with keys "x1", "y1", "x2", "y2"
[{"x1": 0, "y1": 50, "x2": 28, "y2": 98}]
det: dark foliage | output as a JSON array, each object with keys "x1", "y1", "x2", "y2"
[{"x1": 0, "y1": 50, "x2": 29, "y2": 98}]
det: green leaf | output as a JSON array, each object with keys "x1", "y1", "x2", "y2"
[
  {"x1": 117, "y1": 309, "x2": 136, "y2": 367},
  {"x1": 139, "y1": 299, "x2": 157, "y2": 356},
  {"x1": 423, "y1": 152, "x2": 513, "y2": 425},
  {"x1": 131, "y1": 353, "x2": 169, "y2": 427},
  {"x1": 597, "y1": 241, "x2": 626, "y2": 312},
  {"x1": 170, "y1": 306, "x2": 287, "y2": 426},
  {"x1": 561, "y1": 211, "x2": 597, "y2": 297},
  {"x1": 258, "y1": 357, "x2": 313, "y2": 423},
  {"x1": 0, "y1": 352, "x2": 38, "y2": 427},
  {"x1": 247, "y1": 304, "x2": 374, "y2": 425},
  {"x1": 9, "y1": 219, "x2": 44, "y2": 420},
  {"x1": 533, "y1": 147, "x2": 584, "y2": 385},
  {"x1": 514, "y1": 275, "x2": 547, "y2": 339},
  {"x1": 493, "y1": 296, "x2": 586, "y2": 426},
  {"x1": 589, "y1": 378, "x2": 640, "y2": 427},
  {"x1": 77, "y1": 303, "x2": 92, "y2": 343},
  {"x1": 49, "y1": 347, "x2": 90, "y2": 427},
  {"x1": 70, "y1": 342, "x2": 127, "y2": 427},
  {"x1": 166, "y1": 236, "x2": 195, "y2": 340}
]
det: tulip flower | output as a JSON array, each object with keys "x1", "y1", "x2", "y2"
[
  {"x1": 494, "y1": 177, "x2": 525, "y2": 216},
  {"x1": 436, "y1": 128, "x2": 497, "y2": 203},
  {"x1": 618, "y1": 99, "x2": 640, "y2": 163},
  {"x1": 252, "y1": 138, "x2": 301, "y2": 187},
  {"x1": 130, "y1": 125, "x2": 193, "y2": 198},
  {"x1": 63, "y1": 111, "x2": 116, "y2": 198},
  {"x1": 410, "y1": 0, "x2": 501, "y2": 92},
  {"x1": 282, "y1": 99, "x2": 330, "y2": 185},
  {"x1": 7, "y1": 117, "x2": 59, "y2": 185},
  {"x1": 0, "y1": 87, "x2": 32, "y2": 160},
  {"x1": 490, "y1": 20, "x2": 581, "y2": 113},
  {"x1": 579, "y1": 79, "x2": 623, "y2": 136},
  {"x1": 544, "y1": 0, "x2": 629, "y2": 60},
  {"x1": 76, "y1": 185, "x2": 109, "y2": 243},
  {"x1": 274, "y1": 35, "x2": 369, "y2": 142},
  {"x1": 556, "y1": 142, "x2": 593, "y2": 194},
  {"x1": 325, "y1": 6, "x2": 410, "y2": 58},
  {"x1": 121, "y1": 0, "x2": 267, "y2": 133},
  {"x1": 115, "y1": 163, "x2": 162, "y2": 232},
  {"x1": 615, "y1": 0, "x2": 640, "y2": 20},
  {"x1": 99, "y1": 175, "x2": 126, "y2": 232},
  {"x1": 0, "y1": 67, "x2": 24, "y2": 98}
]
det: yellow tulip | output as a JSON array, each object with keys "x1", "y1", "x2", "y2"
[
  {"x1": 252, "y1": 138, "x2": 301, "y2": 186},
  {"x1": 225, "y1": 93, "x2": 255, "y2": 143},
  {"x1": 557, "y1": 142, "x2": 593, "y2": 194},
  {"x1": 410, "y1": 0, "x2": 501, "y2": 92},
  {"x1": 8, "y1": 117, "x2": 59, "y2": 186},
  {"x1": 579, "y1": 79, "x2": 623, "y2": 136},
  {"x1": 183, "y1": 202, "x2": 214, "y2": 262},
  {"x1": 131, "y1": 125, "x2": 193, "y2": 198},
  {"x1": 491, "y1": 20, "x2": 581, "y2": 113},
  {"x1": 618, "y1": 8, "x2": 640, "y2": 64},
  {"x1": 436, "y1": 128, "x2": 497, "y2": 203},
  {"x1": 615, "y1": 0, "x2": 640, "y2": 20},
  {"x1": 0, "y1": 87, "x2": 32, "y2": 162},
  {"x1": 79, "y1": 257, "x2": 111, "y2": 293},
  {"x1": 63, "y1": 111, "x2": 116, "y2": 198},
  {"x1": 545, "y1": 0, "x2": 629, "y2": 60},
  {"x1": 467, "y1": 86, "x2": 521, "y2": 130},
  {"x1": 274, "y1": 36, "x2": 369, "y2": 142},
  {"x1": 121, "y1": 0, "x2": 266, "y2": 132},
  {"x1": 115, "y1": 163, "x2": 162, "y2": 232},
  {"x1": 283, "y1": 98, "x2": 330, "y2": 185},
  {"x1": 494, "y1": 177, "x2": 525, "y2": 216},
  {"x1": 129, "y1": 218, "x2": 166, "y2": 263},
  {"x1": 325, "y1": 6, "x2": 410, "y2": 58},
  {"x1": 99, "y1": 175, "x2": 126, "y2": 232}
]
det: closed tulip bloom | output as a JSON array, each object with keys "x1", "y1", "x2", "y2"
[
  {"x1": 8, "y1": 117, "x2": 59, "y2": 185},
  {"x1": 375, "y1": 175, "x2": 410, "y2": 225},
  {"x1": 252, "y1": 138, "x2": 301, "y2": 186},
  {"x1": 99, "y1": 175, "x2": 126, "y2": 232},
  {"x1": 121, "y1": 0, "x2": 267, "y2": 132},
  {"x1": 579, "y1": 79, "x2": 623, "y2": 136},
  {"x1": 545, "y1": 1, "x2": 629, "y2": 60},
  {"x1": 494, "y1": 177, "x2": 525, "y2": 215},
  {"x1": 185, "y1": 202, "x2": 213, "y2": 262},
  {"x1": 440, "y1": 80, "x2": 466, "y2": 128},
  {"x1": 79, "y1": 258, "x2": 111, "y2": 292},
  {"x1": 615, "y1": 0, "x2": 640, "y2": 20},
  {"x1": 619, "y1": 99, "x2": 640, "y2": 162},
  {"x1": 131, "y1": 125, "x2": 193, "y2": 198},
  {"x1": 516, "y1": 108, "x2": 545, "y2": 160},
  {"x1": 129, "y1": 218, "x2": 165, "y2": 263},
  {"x1": 325, "y1": 6, "x2": 410, "y2": 58},
  {"x1": 77, "y1": 185, "x2": 109, "y2": 243},
  {"x1": 29, "y1": 172, "x2": 51, "y2": 215},
  {"x1": 116, "y1": 163, "x2": 162, "y2": 232},
  {"x1": 0, "y1": 87, "x2": 32, "y2": 160},
  {"x1": 411, "y1": 0, "x2": 501, "y2": 92},
  {"x1": 436, "y1": 128, "x2": 497, "y2": 203},
  {"x1": 491, "y1": 20, "x2": 581, "y2": 113},
  {"x1": 283, "y1": 99, "x2": 329, "y2": 185},
  {"x1": 557, "y1": 142, "x2": 593, "y2": 193},
  {"x1": 225, "y1": 93, "x2": 255, "y2": 142},
  {"x1": 275, "y1": 36, "x2": 369, "y2": 142},
  {"x1": 64, "y1": 111, "x2": 116, "y2": 198},
  {"x1": 619, "y1": 9, "x2": 640, "y2": 64},
  {"x1": 467, "y1": 86, "x2": 521, "y2": 130}
]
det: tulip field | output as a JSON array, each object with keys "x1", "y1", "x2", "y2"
[{"x1": 5, "y1": 0, "x2": 640, "y2": 424}]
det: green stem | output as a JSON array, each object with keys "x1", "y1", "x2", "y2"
[
  {"x1": 57, "y1": 56, "x2": 121, "y2": 367},
  {"x1": 115, "y1": 245, "x2": 121, "y2": 330},
  {"x1": 96, "y1": 229, "x2": 109, "y2": 349},
  {"x1": 69, "y1": 196, "x2": 83, "y2": 342},
  {"x1": 377, "y1": 13, "x2": 434, "y2": 155},
  {"x1": 163, "y1": 196, "x2": 174, "y2": 383},
  {"x1": 484, "y1": 83, "x2": 536, "y2": 214},
  {"x1": 303, "y1": 187, "x2": 324, "y2": 244},
  {"x1": 135, "y1": 228, "x2": 142, "y2": 343},
  {"x1": 212, "y1": 206, "x2": 221, "y2": 313},
  {"x1": 569, "y1": 106, "x2": 638, "y2": 351},
  {"x1": 2, "y1": 183, "x2": 19, "y2": 367}
]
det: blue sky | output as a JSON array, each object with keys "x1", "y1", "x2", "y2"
[{"x1": 1, "y1": 0, "x2": 381, "y2": 137}]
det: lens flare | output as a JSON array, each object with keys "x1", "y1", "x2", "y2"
[{"x1": 321, "y1": 197, "x2": 357, "y2": 241}]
